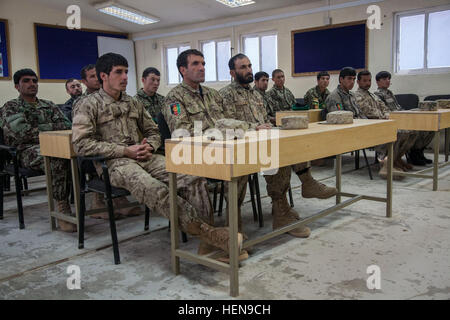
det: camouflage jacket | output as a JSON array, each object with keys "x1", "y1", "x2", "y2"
[
  {"x1": 219, "y1": 81, "x2": 268, "y2": 128},
  {"x1": 354, "y1": 88, "x2": 389, "y2": 120},
  {"x1": 163, "y1": 81, "x2": 225, "y2": 136},
  {"x1": 325, "y1": 85, "x2": 366, "y2": 119},
  {"x1": 267, "y1": 86, "x2": 296, "y2": 112},
  {"x1": 134, "y1": 88, "x2": 165, "y2": 121},
  {"x1": 304, "y1": 86, "x2": 330, "y2": 109},
  {"x1": 374, "y1": 88, "x2": 402, "y2": 111},
  {"x1": 254, "y1": 86, "x2": 275, "y2": 117},
  {"x1": 0, "y1": 96, "x2": 71, "y2": 151},
  {"x1": 72, "y1": 90, "x2": 96, "y2": 117},
  {"x1": 72, "y1": 88, "x2": 161, "y2": 159}
]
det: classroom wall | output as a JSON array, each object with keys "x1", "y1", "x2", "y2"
[
  {"x1": 0, "y1": 0, "x2": 124, "y2": 106},
  {"x1": 133, "y1": 0, "x2": 450, "y2": 100}
]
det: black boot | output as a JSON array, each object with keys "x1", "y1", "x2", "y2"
[
  {"x1": 406, "y1": 149, "x2": 426, "y2": 166},
  {"x1": 419, "y1": 148, "x2": 432, "y2": 164}
]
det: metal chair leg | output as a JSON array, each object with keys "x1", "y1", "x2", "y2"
[
  {"x1": 22, "y1": 177, "x2": 28, "y2": 191},
  {"x1": 288, "y1": 185, "x2": 294, "y2": 207},
  {"x1": 355, "y1": 150, "x2": 360, "y2": 170},
  {"x1": 78, "y1": 192, "x2": 86, "y2": 249},
  {"x1": 144, "y1": 206, "x2": 150, "y2": 231},
  {"x1": 0, "y1": 174, "x2": 4, "y2": 220},
  {"x1": 253, "y1": 173, "x2": 264, "y2": 228},
  {"x1": 213, "y1": 183, "x2": 218, "y2": 213},
  {"x1": 218, "y1": 181, "x2": 224, "y2": 217},
  {"x1": 248, "y1": 175, "x2": 258, "y2": 222},
  {"x1": 13, "y1": 158, "x2": 25, "y2": 229},
  {"x1": 362, "y1": 149, "x2": 373, "y2": 180}
]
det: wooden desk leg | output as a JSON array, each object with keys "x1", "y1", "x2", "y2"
[
  {"x1": 44, "y1": 156, "x2": 56, "y2": 230},
  {"x1": 169, "y1": 173, "x2": 180, "y2": 275},
  {"x1": 386, "y1": 142, "x2": 393, "y2": 218},
  {"x1": 445, "y1": 128, "x2": 449, "y2": 163},
  {"x1": 433, "y1": 131, "x2": 440, "y2": 191},
  {"x1": 70, "y1": 158, "x2": 81, "y2": 234},
  {"x1": 228, "y1": 177, "x2": 239, "y2": 297},
  {"x1": 335, "y1": 154, "x2": 342, "y2": 205}
]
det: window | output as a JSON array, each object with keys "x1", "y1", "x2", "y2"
[
  {"x1": 165, "y1": 44, "x2": 191, "y2": 84},
  {"x1": 395, "y1": 6, "x2": 450, "y2": 73},
  {"x1": 242, "y1": 33, "x2": 277, "y2": 74},
  {"x1": 200, "y1": 39, "x2": 231, "y2": 82}
]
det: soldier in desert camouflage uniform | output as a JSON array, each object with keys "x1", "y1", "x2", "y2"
[
  {"x1": 134, "y1": 67, "x2": 165, "y2": 122},
  {"x1": 267, "y1": 69, "x2": 297, "y2": 112},
  {"x1": 375, "y1": 71, "x2": 434, "y2": 166},
  {"x1": 325, "y1": 67, "x2": 366, "y2": 119},
  {"x1": 355, "y1": 70, "x2": 417, "y2": 178},
  {"x1": 220, "y1": 54, "x2": 311, "y2": 239},
  {"x1": 72, "y1": 53, "x2": 242, "y2": 255},
  {"x1": 0, "y1": 69, "x2": 74, "y2": 232},
  {"x1": 304, "y1": 71, "x2": 331, "y2": 109}
]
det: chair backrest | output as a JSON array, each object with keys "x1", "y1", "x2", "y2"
[
  {"x1": 424, "y1": 95, "x2": 450, "y2": 101},
  {"x1": 156, "y1": 112, "x2": 171, "y2": 150},
  {"x1": 394, "y1": 94, "x2": 419, "y2": 110},
  {"x1": 295, "y1": 98, "x2": 306, "y2": 107}
]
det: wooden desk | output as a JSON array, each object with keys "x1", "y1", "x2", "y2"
[
  {"x1": 389, "y1": 109, "x2": 450, "y2": 190},
  {"x1": 165, "y1": 119, "x2": 397, "y2": 297},
  {"x1": 39, "y1": 130, "x2": 81, "y2": 230},
  {"x1": 275, "y1": 109, "x2": 322, "y2": 126}
]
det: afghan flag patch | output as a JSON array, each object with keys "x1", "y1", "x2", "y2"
[
  {"x1": 336, "y1": 103, "x2": 342, "y2": 110},
  {"x1": 170, "y1": 102, "x2": 181, "y2": 116}
]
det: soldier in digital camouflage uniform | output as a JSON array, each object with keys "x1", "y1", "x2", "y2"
[
  {"x1": 220, "y1": 54, "x2": 311, "y2": 239},
  {"x1": 253, "y1": 71, "x2": 276, "y2": 125},
  {"x1": 163, "y1": 49, "x2": 248, "y2": 260},
  {"x1": 304, "y1": 71, "x2": 331, "y2": 109},
  {"x1": 260, "y1": 69, "x2": 337, "y2": 200},
  {"x1": 355, "y1": 70, "x2": 417, "y2": 178},
  {"x1": 72, "y1": 53, "x2": 242, "y2": 256},
  {"x1": 134, "y1": 67, "x2": 165, "y2": 122},
  {"x1": 325, "y1": 67, "x2": 366, "y2": 119},
  {"x1": 0, "y1": 69, "x2": 74, "y2": 232},
  {"x1": 267, "y1": 69, "x2": 297, "y2": 112},
  {"x1": 375, "y1": 71, "x2": 434, "y2": 166}
]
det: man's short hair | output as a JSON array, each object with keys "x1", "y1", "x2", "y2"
[
  {"x1": 317, "y1": 71, "x2": 330, "y2": 80},
  {"x1": 357, "y1": 70, "x2": 372, "y2": 81},
  {"x1": 13, "y1": 68, "x2": 37, "y2": 85},
  {"x1": 142, "y1": 67, "x2": 160, "y2": 78},
  {"x1": 254, "y1": 71, "x2": 269, "y2": 81},
  {"x1": 228, "y1": 53, "x2": 248, "y2": 71},
  {"x1": 376, "y1": 71, "x2": 391, "y2": 82},
  {"x1": 272, "y1": 69, "x2": 284, "y2": 78},
  {"x1": 339, "y1": 67, "x2": 356, "y2": 79},
  {"x1": 80, "y1": 64, "x2": 96, "y2": 80},
  {"x1": 176, "y1": 49, "x2": 204, "y2": 77},
  {"x1": 65, "y1": 78, "x2": 77, "y2": 89},
  {"x1": 95, "y1": 53, "x2": 128, "y2": 85}
]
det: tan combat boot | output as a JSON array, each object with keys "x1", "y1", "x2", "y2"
[
  {"x1": 57, "y1": 200, "x2": 76, "y2": 233},
  {"x1": 89, "y1": 193, "x2": 123, "y2": 220},
  {"x1": 197, "y1": 240, "x2": 249, "y2": 263},
  {"x1": 198, "y1": 223, "x2": 243, "y2": 254},
  {"x1": 112, "y1": 197, "x2": 142, "y2": 217},
  {"x1": 272, "y1": 196, "x2": 310, "y2": 238},
  {"x1": 299, "y1": 170, "x2": 337, "y2": 199},
  {"x1": 379, "y1": 160, "x2": 404, "y2": 181}
]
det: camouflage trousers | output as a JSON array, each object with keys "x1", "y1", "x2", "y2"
[
  {"x1": 107, "y1": 154, "x2": 213, "y2": 234},
  {"x1": 263, "y1": 166, "x2": 292, "y2": 200},
  {"x1": 412, "y1": 131, "x2": 435, "y2": 150},
  {"x1": 375, "y1": 130, "x2": 417, "y2": 160},
  {"x1": 19, "y1": 145, "x2": 71, "y2": 201}
]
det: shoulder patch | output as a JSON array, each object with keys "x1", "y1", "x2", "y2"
[
  {"x1": 336, "y1": 103, "x2": 342, "y2": 110},
  {"x1": 170, "y1": 102, "x2": 181, "y2": 116}
]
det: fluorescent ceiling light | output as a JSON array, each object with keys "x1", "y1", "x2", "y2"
[
  {"x1": 216, "y1": 0, "x2": 256, "y2": 8},
  {"x1": 95, "y1": 1, "x2": 159, "y2": 25}
]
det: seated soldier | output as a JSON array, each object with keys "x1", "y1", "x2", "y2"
[
  {"x1": 374, "y1": 71, "x2": 434, "y2": 166},
  {"x1": 0, "y1": 69, "x2": 75, "y2": 232},
  {"x1": 325, "y1": 67, "x2": 366, "y2": 119},
  {"x1": 267, "y1": 69, "x2": 297, "y2": 112},
  {"x1": 253, "y1": 71, "x2": 276, "y2": 125},
  {"x1": 61, "y1": 78, "x2": 83, "y2": 122},
  {"x1": 72, "y1": 53, "x2": 242, "y2": 256},
  {"x1": 134, "y1": 67, "x2": 165, "y2": 123},
  {"x1": 304, "y1": 71, "x2": 330, "y2": 109},
  {"x1": 354, "y1": 70, "x2": 417, "y2": 178}
]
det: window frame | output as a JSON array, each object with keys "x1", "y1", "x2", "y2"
[
  {"x1": 164, "y1": 43, "x2": 191, "y2": 85},
  {"x1": 393, "y1": 4, "x2": 450, "y2": 75},
  {"x1": 241, "y1": 30, "x2": 278, "y2": 74},
  {"x1": 199, "y1": 37, "x2": 232, "y2": 83}
]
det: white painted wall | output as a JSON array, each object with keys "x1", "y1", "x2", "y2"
[
  {"x1": 133, "y1": 0, "x2": 450, "y2": 100},
  {"x1": 0, "y1": 0, "x2": 124, "y2": 105}
]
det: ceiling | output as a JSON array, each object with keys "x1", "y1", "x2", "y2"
[{"x1": 32, "y1": 0, "x2": 321, "y2": 33}]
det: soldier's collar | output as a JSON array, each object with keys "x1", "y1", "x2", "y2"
[
  {"x1": 18, "y1": 95, "x2": 39, "y2": 105},
  {"x1": 232, "y1": 81, "x2": 251, "y2": 91},
  {"x1": 99, "y1": 88, "x2": 131, "y2": 103},
  {"x1": 181, "y1": 81, "x2": 204, "y2": 95}
]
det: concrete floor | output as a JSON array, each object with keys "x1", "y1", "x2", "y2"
[{"x1": 0, "y1": 151, "x2": 449, "y2": 300}]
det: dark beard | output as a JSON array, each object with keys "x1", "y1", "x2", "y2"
[{"x1": 236, "y1": 72, "x2": 254, "y2": 85}]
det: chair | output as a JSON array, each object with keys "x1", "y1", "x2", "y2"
[
  {"x1": 0, "y1": 130, "x2": 44, "y2": 229},
  {"x1": 77, "y1": 156, "x2": 151, "y2": 265},
  {"x1": 57, "y1": 103, "x2": 73, "y2": 123},
  {"x1": 394, "y1": 94, "x2": 419, "y2": 110},
  {"x1": 424, "y1": 95, "x2": 450, "y2": 101}
]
